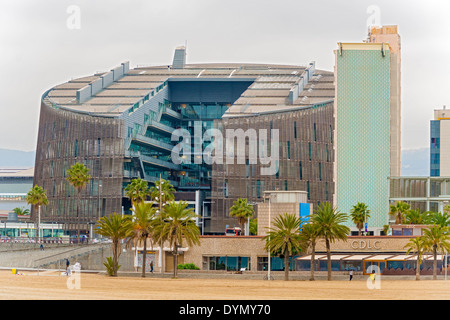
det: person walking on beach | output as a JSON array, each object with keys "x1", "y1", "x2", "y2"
[
  {"x1": 65, "y1": 259, "x2": 70, "y2": 276},
  {"x1": 370, "y1": 270, "x2": 376, "y2": 284}
]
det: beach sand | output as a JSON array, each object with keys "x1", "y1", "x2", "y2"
[{"x1": 0, "y1": 270, "x2": 449, "y2": 300}]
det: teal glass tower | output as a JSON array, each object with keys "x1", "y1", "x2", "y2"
[{"x1": 334, "y1": 43, "x2": 391, "y2": 231}]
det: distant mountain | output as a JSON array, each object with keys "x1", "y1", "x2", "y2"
[
  {"x1": 401, "y1": 147, "x2": 429, "y2": 177},
  {"x1": 0, "y1": 148, "x2": 35, "y2": 168}
]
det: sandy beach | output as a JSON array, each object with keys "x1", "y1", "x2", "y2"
[{"x1": 0, "y1": 270, "x2": 449, "y2": 300}]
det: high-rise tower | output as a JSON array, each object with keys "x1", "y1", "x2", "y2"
[{"x1": 367, "y1": 25, "x2": 402, "y2": 177}]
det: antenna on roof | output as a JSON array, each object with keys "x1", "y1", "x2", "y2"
[{"x1": 172, "y1": 45, "x2": 186, "y2": 69}]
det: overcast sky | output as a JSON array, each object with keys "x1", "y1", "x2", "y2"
[{"x1": 1, "y1": 0, "x2": 449, "y2": 153}]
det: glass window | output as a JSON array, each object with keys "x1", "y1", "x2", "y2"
[
  {"x1": 296, "y1": 260, "x2": 311, "y2": 271},
  {"x1": 226, "y1": 257, "x2": 238, "y2": 271},
  {"x1": 319, "y1": 260, "x2": 341, "y2": 271},
  {"x1": 342, "y1": 260, "x2": 363, "y2": 271},
  {"x1": 208, "y1": 256, "x2": 250, "y2": 271},
  {"x1": 294, "y1": 121, "x2": 297, "y2": 139},
  {"x1": 387, "y1": 261, "x2": 404, "y2": 270},
  {"x1": 402, "y1": 228, "x2": 413, "y2": 236}
]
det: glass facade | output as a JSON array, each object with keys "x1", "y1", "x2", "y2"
[
  {"x1": 33, "y1": 100, "x2": 125, "y2": 234},
  {"x1": 335, "y1": 45, "x2": 391, "y2": 228},
  {"x1": 296, "y1": 256, "x2": 444, "y2": 274},
  {"x1": 211, "y1": 103, "x2": 334, "y2": 234},
  {"x1": 430, "y1": 120, "x2": 440, "y2": 176},
  {"x1": 389, "y1": 176, "x2": 450, "y2": 213},
  {"x1": 206, "y1": 256, "x2": 251, "y2": 271},
  {"x1": 37, "y1": 62, "x2": 335, "y2": 235},
  {"x1": 257, "y1": 256, "x2": 298, "y2": 271}
]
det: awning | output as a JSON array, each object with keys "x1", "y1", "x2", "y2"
[
  {"x1": 424, "y1": 255, "x2": 444, "y2": 260},
  {"x1": 384, "y1": 255, "x2": 416, "y2": 261},
  {"x1": 296, "y1": 255, "x2": 327, "y2": 261},
  {"x1": 318, "y1": 255, "x2": 353, "y2": 261},
  {"x1": 364, "y1": 255, "x2": 397, "y2": 261},
  {"x1": 341, "y1": 255, "x2": 374, "y2": 261}
]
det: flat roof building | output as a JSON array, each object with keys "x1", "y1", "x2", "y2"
[
  {"x1": 34, "y1": 47, "x2": 335, "y2": 235},
  {"x1": 0, "y1": 167, "x2": 33, "y2": 215}
]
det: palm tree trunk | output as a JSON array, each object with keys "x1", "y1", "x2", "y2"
[
  {"x1": 113, "y1": 239, "x2": 119, "y2": 276},
  {"x1": 36, "y1": 205, "x2": 40, "y2": 243},
  {"x1": 326, "y1": 239, "x2": 331, "y2": 281},
  {"x1": 173, "y1": 242, "x2": 179, "y2": 278},
  {"x1": 284, "y1": 248, "x2": 290, "y2": 281},
  {"x1": 142, "y1": 237, "x2": 147, "y2": 278},
  {"x1": 433, "y1": 245, "x2": 437, "y2": 280},
  {"x1": 416, "y1": 256, "x2": 420, "y2": 281},
  {"x1": 310, "y1": 243, "x2": 316, "y2": 281}
]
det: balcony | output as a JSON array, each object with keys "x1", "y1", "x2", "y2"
[{"x1": 132, "y1": 134, "x2": 174, "y2": 153}]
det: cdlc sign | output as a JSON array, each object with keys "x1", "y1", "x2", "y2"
[{"x1": 351, "y1": 239, "x2": 382, "y2": 250}]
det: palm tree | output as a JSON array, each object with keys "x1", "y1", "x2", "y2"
[
  {"x1": 124, "y1": 178, "x2": 149, "y2": 208},
  {"x1": 263, "y1": 213, "x2": 303, "y2": 281},
  {"x1": 229, "y1": 198, "x2": 255, "y2": 235},
  {"x1": 66, "y1": 163, "x2": 91, "y2": 238},
  {"x1": 249, "y1": 218, "x2": 258, "y2": 236},
  {"x1": 26, "y1": 185, "x2": 48, "y2": 241},
  {"x1": 95, "y1": 213, "x2": 133, "y2": 276},
  {"x1": 127, "y1": 201, "x2": 157, "y2": 277},
  {"x1": 430, "y1": 211, "x2": 450, "y2": 227},
  {"x1": 350, "y1": 202, "x2": 370, "y2": 235},
  {"x1": 389, "y1": 201, "x2": 410, "y2": 224},
  {"x1": 382, "y1": 224, "x2": 390, "y2": 236},
  {"x1": 12, "y1": 207, "x2": 30, "y2": 216},
  {"x1": 405, "y1": 209, "x2": 432, "y2": 225},
  {"x1": 422, "y1": 225, "x2": 450, "y2": 280},
  {"x1": 299, "y1": 222, "x2": 320, "y2": 281},
  {"x1": 154, "y1": 201, "x2": 201, "y2": 278},
  {"x1": 311, "y1": 202, "x2": 350, "y2": 281},
  {"x1": 404, "y1": 236, "x2": 426, "y2": 280}
]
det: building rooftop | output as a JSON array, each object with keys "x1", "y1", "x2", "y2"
[
  {"x1": 43, "y1": 53, "x2": 335, "y2": 118},
  {"x1": 0, "y1": 167, "x2": 34, "y2": 178}
]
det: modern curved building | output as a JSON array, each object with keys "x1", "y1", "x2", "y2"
[{"x1": 33, "y1": 47, "x2": 335, "y2": 235}]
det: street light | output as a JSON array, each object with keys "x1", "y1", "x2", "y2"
[{"x1": 266, "y1": 193, "x2": 275, "y2": 281}]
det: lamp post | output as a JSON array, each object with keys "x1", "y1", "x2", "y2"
[
  {"x1": 268, "y1": 196, "x2": 271, "y2": 280},
  {"x1": 158, "y1": 174, "x2": 163, "y2": 272},
  {"x1": 97, "y1": 182, "x2": 102, "y2": 239},
  {"x1": 97, "y1": 182, "x2": 102, "y2": 220},
  {"x1": 266, "y1": 193, "x2": 275, "y2": 281}
]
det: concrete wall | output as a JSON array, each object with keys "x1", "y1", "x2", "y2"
[{"x1": 257, "y1": 202, "x2": 299, "y2": 237}]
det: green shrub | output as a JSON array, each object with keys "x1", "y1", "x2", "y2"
[
  {"x1": 177, "y1": 263, "x2": 200, "y2": 270},
  {"x1": 104, "y1": 256, "x2": 121, "y2": 276}
]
